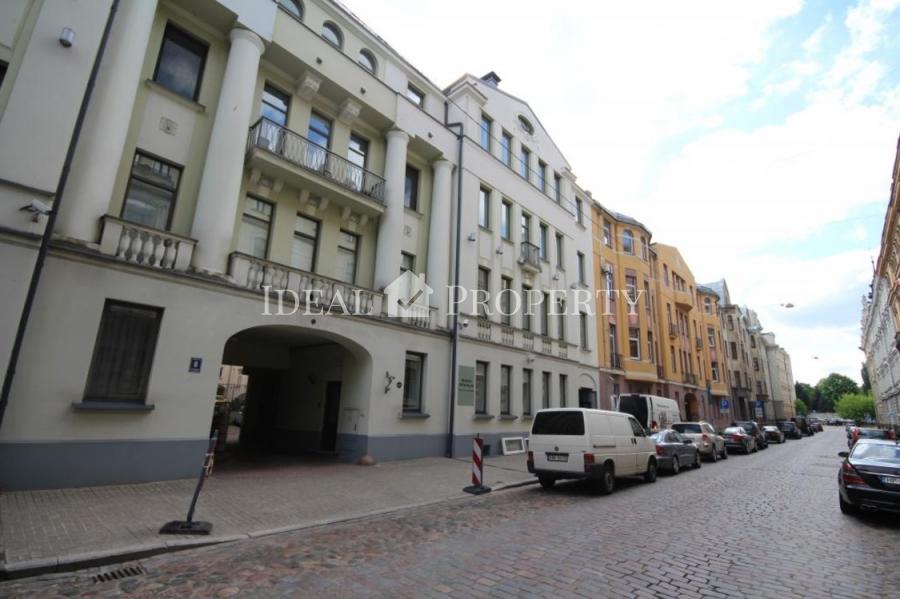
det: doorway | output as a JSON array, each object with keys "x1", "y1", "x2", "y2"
[
  {"x1": 578, "y1": 387, "x2": 596, "y2": 408},
  {"x1": 321, "y1": 381, "x2": 341, "y2": 452}
]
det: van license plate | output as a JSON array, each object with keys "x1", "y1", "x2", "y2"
[
  {"x1": 546, "y1": 453, "x2": 568, "y2": 462},
  {"x1": 880, "y1": 475, "x2": 900, "y2": 487}
]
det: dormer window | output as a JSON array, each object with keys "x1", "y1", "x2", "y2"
[
  {"x1": 406, "y1": 84, "x2": 424, "y2": 107},
  {"x1": 277, "y1": 0, "x2": 303, "y2": 19},
  {"x1": 517, "y1": 115, "x2": 534, "y2": 135},
  {"x1": 358, "y1": 49, "x2": 376, "y2": 73},
  {"x1": 322, "y1": 22, "x2": 343, "y2": 48}
]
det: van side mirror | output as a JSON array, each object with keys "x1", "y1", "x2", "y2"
[{"x1": 838, "y1": 451, "x2": 849, "y2": 458}]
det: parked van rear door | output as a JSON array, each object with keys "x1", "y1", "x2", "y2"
[{"x1": 530, "y1": 410, "x2": 588, "y2": 475}]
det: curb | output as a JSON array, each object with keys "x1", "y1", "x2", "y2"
[{"x1": 0, "y1": 475, "x2": 537, "y2": 581}]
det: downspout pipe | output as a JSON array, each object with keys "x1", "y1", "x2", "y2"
[
  {"x1": 0, "y1": 0, "x2": 121, "y2": 430},
  {"x1": 444, "y1": 100, "x2": 464, "y2": 458}
]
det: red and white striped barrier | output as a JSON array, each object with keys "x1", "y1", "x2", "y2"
[{"x1": 463, "y1": 435, "x2": 491, "y2": 494}]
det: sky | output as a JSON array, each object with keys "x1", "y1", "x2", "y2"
[{"x1": 344, "y1": 0, "x2": 900, "y2": 385}]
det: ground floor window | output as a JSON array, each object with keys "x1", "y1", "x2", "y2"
[
  {"x1": 475, "y1": 361, "x2": 488, "y2": 414},
  {"x1": 403, "y1": 352, "x2": 425, "y2": 413},
  {"x1": 559, "y1": 374, "x2": 568, "y2": 407},
  {"x1": 522, "y1": 368, "x2": 533, "y2": 416},
  {"x1": 121, "y1": 152, "x2": 181, "y2": 231},
  {"x1": 542, "y1": 371, "x2": 551, "y2": 409},
  {"x1": 84, "y1": 300, "x2": 163, "y2": 404},
  {"x1": 500, "y1": 365, "x2": 511, "y2": 415}
]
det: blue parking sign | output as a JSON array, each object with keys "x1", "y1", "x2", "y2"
[{"x1": 719, "y1": 399, "x2": 729, "y2": 412}]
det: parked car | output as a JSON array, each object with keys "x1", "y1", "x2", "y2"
[
  {"x1": 672, "y1": 421, "x2": 727, "y2": 461},
  {"x1": 528, "y1": 408, "x2": 658, "y2": 494},
  {"x1": 734, "y1": 421, "x2": 768, "y2": 449},
  {"x1": 848, "y1": 427, "x2": 897, "y2": 449},
  {"x1": 650, "y1": 429, "x2": 702, "y2": 474},
  {"x1": 723, "y1": 426, "x2": 757, "y2": 454},
  {"x1": 809, "y1": 419, "x2": 824, "y2": 432},
  {"x1": 838, "y1": 439, "x2": 900, "y2": 515},
  {"x1": 794, "y1": 417, "x2": 813, "y2": 435},
  {"x1": 763, "y1": 425, "x2": 785, "y2": 444},
  {"x1": 777, "y1": 421, "x2": 802, "y2": 439}
]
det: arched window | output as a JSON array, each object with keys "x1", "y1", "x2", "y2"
[
  {"x1": 277, "y1": 0, "x2": 303, "y2": 19},
  {"x1": 358, "y1": 49, "x2": 376, "y2": 74},
  {"x1": 517, "y1": 115, "x2": 534, "y2": 135},
  {"x1": 321, "y1": 22, "x2": 343, "y2": 48},
  {"x1": 622, "y1": 229, "x2": 634, "y2": 254}
]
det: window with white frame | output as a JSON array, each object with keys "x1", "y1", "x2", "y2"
[
  {"x1": 238, "y1": 196, "x2": 273, "y2": 259},
  {"x1": 403, "y1": 352, "x2": 424, "y2": 413},
  {"x1": 500, "y1": 365, "x2": 511, "y2": 415},
  {"x1": 475, "y1": 361, "x2": 488, "y2": 414},
  {"x1": 629, "y1": 327, "x2": 640, "y2": 359},
  {"x1": 478, "y1": 187, "x2": 490, "y2": 228}
]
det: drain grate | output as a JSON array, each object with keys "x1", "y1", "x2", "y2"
[{"x1": 91, "y1": 565, "x2": 146, "y2": 584}]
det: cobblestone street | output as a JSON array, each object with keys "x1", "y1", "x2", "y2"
[{"x1": 4, "y1": 428, "x2": 899, "y2": 598}]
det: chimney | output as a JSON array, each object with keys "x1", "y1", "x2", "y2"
[{"x1": 480, "y1": 71, "x2": 501, "y2": 87}]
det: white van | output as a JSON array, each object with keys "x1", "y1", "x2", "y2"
[
  {"x1": 614, "y1": 394, "x2": 681, "y2": 431},
  {"x1": 527, "y1": 408, "x2": 658, "y2": 494}
]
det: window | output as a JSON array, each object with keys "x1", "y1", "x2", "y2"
[
  {"x1": 577, "y1": 252, "x2": 586, "y2": 284},
  {"x1": 670, "y1": 346, "x2": 677, "y2": 372},
  {"x1": 358, "y1": 49, "x2": 376, "y2": 73},
  {"x1": 555, "y1": 233, "x2": 564, "y2": 269},
  {"x1": 575, "y1": 197, "x2": 584, "y2": 225},
  {"x1": 405, "y1": 165, "x2": 419, "y2": 210},
  {"x1": 640, "y1": 236, "x2": 648, "y2": 260},
  {"x1": 154, "y1": 24, "x2": 207, "y2": 101},
  {"x1": 707, "y1": 326, "x2": 716, "y2": 348},
  {"x1": 500, "y1": 365, "x2": 512, "y2": 415},
  {"x1": 557, "y1": 298, "x2": 566, "y2": 341},
  {"x1": 519, "y1": 146, "x2": 530, "y2": 179},
  {"x1": 400, "y1": 252, "x2": 415, "y2": 273},
  {"x1": 711, "y1": 361, "x2": 720, "y2": 382},
  {"x1": 406, "y1": 84, "x2": 424, "y2": 107},
  {"x1": 622, "y1": 230, "x2": 634, "y2": 254},
  {"x1": 500, "y1": 277, "x2": 512, "y2": 325},
  {"x1": 629, "y1": 327, "x2": 641, "y2": 359},
  {"x1": 554, "y1": 173, "x2": 562, "y2": 203},
  {"x1": 537, "y1": 161, "x2": 547, "y2": 192},
  {"x1": 477, "y1": 267, "x2": 490, "y2": 317},
  {"x1": 559, "y1": 374, "x2": 568, "y2": 407},
  {"x1": 625, "y1": 274, "x2": 637, "y2": 302},
  {"x1": 647, "y1": 331, "x2": 655, "y2": 363},
  {"x1": 348, "y1": 133, "x2": 369, "y2": 170},
  {"x1": 663, "y1": 265, "x2": 670, "y2": 286},
  {"x1": 321, "y1": 22, "x2": 343, "y2": 48},
  {"x1": 277, "y1": 0, "x2": 303, "y2": 18},
  {"x1": 121, "y1": 152, "x2": 181, "y2": 231},
  {"x1": 403, "y1": 353, "x2": 424, "y2": 413},
  {"x1": 336, "y1": 230, "x2": 359, "y2": 283},
  {"x1": 475, "y1": 361, "x2": 488, "y2": 415},
  {"x1": 542, "y1": 372, "x2": 551, "y2": 409},
  {"x1": 539, "y1": 223, "x2": 548, "y2": 260},
  {"x1": 500, "y1": 200, "x2": 511, "y2": 240},
  {"x1": 644, "y1": 281, "x2": 652, "y2": 315},
  {"x1": 522, "y1": 369, "x2": 533, "y2": 416},
  {"x1": 603, "y1": 220, "x2": 613, "y2": 248},
  {"x1": 580, "y1": 312, "x2": 589, "y2": 349},
  {"x1": 609, "y1": 324, "x2": 618, "y2": 356},
  {"x1": 261, "y1": 83, "x2": 290, "y2": 126},
  {"x1": 478, "y1": 187, "x2": 490, "y2": 228},
  {"x1": 308, "y1": 111, "x2": 332, "y2": 149},
  {"x1": 604, "y1": 269, "x2": 614, "y2": 299},
  {"x1": 730, "y1": 341, "x2": 738, "y2": 359},
  {"x1": 521, "y1": 213, "x2": 531, "y2": 242},
  {"x1": 522, "y1": 285, "x2": 533, "y2": 331},
  {"x1": 84, "y1": 300, "x2": 163, "y2": 404},
  {"x1": 753, "y1": 357, "x2": 760, "y2": 371},
  {"x1": 703, "y1": 297, "x2": 712, "y2": 314},
  {"x1": 238, "y1": 196, "x2": 273, "y2": 258},
  {"x1": 501, "y1": 131, "x2": 512, "y2": 166},
  {"x1": 480, "y1": 114, "x2": 492, "y2": 151},
  {"x1": 291, "y1": 214, "x2": 319, "y2": 271},
  {"x1": 541, "y1": 293, "x2": 550, "y2": 336},
  {"x1": 750, "y1": 335, "x2": 757, "y2": 348}
]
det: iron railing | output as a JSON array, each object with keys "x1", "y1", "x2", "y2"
[
  {"x1": 519, "y1": 241, "x2": 541, "y2": 271},
  {"x1": 611, "y1": 353, "x2": 622, "y2": 369},
  {"x1": 248, "y1": 117, "x2": 386, "y2": 204}
]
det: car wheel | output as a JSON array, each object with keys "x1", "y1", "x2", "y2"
[
  {"x1": 644, "y1": 459, "x2": 658, "y2": 483},
  {"x1": 597, "y1": 464, "x2": 615, "y2": 495},
  {"x1": 538, "y1": 475, "x2": 555, "y2": 490},
  {"x1": 839, "y1": 494, "x2": 859, "y2": 515},
  {"x1": 721, "y1": 446, "x2": 728, "y2": 460},
  {"x1": 671, "y1": 456, "x2": 680, "y2": 475},
  {"x1": 710, "y1": 448, "x2": 718, "y2": 463},
  {"x1": 693, "y1": 453, "x2": 702, "y2": 469}
]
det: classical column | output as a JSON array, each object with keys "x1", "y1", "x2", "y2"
[
  {"x1": 373, "y1": 129, "x2": 409, "y2": 290},
  {"x1": 426, "y1": 159, "x2": 453, "y2": 314},
  {"x1": 56, "y1": 0, "x2": 159, "y2": 243},
  {"x1": 191, "y1": 28, "x2": 265, "y2": 274}
]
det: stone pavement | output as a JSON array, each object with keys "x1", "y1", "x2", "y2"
[
  {"x1": 4, "y1": 427, "x2": 899, "y2": 598},
  {"x1": 0, "y1": 452, "x2": 532, "y2": 576}
]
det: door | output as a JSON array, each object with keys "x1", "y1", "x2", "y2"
[
  {"x1": 578, "y1": 387, "x2": 596, "y2": 408},
  {"x1": 610, "y1": 415, "x2": 637, "y2": 475},
  {"x1": 628, "y1": 416, "x2": 652, "y2": 473},
  {"x1": 321, "y1": 381, "x2": 341, "y2": 452}
]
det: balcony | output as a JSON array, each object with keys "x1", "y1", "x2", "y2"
[
  {"x1": 611, "y1": 353, "x2": 622, "y2": 369},
  {"x1": 685, "y1": 373, "x2": 698, "y2": 386},
  {"x1": 674, "y1": 288, "x2": 693, "y2": 310},
  {"x1": 695, "y1": 337, "x2": 704, "y2": 351},
  {"x1": 668, "y1": 323, "x2": 679, "y2": 338},
  {"x1": 518, "y1": 241, "x2": 542, "y2": 273},
  {"x1": 246, "y1": 118, "x2": 386, "y2": 212},
  {"x1": 476, "y1": 318, "x2": 492, "y2": 341},
  {"x1": 98, "y1": 216, "x2": 195, "y2": 272}
]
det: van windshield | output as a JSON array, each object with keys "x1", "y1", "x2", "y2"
[
  {"x1": 532, "y1": 411, "x2": 585, "y2": 435},
  {"x1": 617, "y1": 395, "x2": 648, "y2": 427}
]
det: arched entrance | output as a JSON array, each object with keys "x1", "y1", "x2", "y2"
[
  {"x1": 684, "y1": 392, "x2": 699, "y2": 422},
  {"x1": 214, "y1": 324, "x2": 372, "y2": 462}
]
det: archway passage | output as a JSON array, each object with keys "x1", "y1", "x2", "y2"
[
  {"x1": 212, "y1": 325, "x2": 371, "y2": 468},
  {"x1": 684, "y1": 392, "x2": 699, "y2": 422}
]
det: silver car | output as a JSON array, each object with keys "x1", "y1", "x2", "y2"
[{"x1": 672, "y1": 421, "x2": 728, "y2": 461}]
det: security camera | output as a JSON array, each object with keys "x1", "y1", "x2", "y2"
[
  {"x1": 20, "y1": 199, "x2": 52, "y2": 222},
  {"x1": 461, "y1": 318, "x2": 470, "y2": 328}
]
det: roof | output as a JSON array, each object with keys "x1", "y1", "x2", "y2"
[
  {"x1": 696, "y1": 285, "x2": 719, "y2": 297},
  {"x1": 701, "y1": 279, "x2": 727, "y2": 303},
  {"x1": 611, "y1": 211, "x2": 652, "y2": 236}
]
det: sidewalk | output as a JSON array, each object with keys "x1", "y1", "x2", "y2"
[{"x1": 0, "y1": 453, "x2": 533, "y2": 577}]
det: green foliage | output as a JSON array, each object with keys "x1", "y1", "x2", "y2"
[
  {"x1": 834, "y1": 393, "x2": 875, "y2": 422},
  {"x1": 815, "y1": 373, "x2": 860, "y2": 412},
  {"x1": 795, "y1": 398, "x2": 808, "y2": 415},
  {"x1": 794, "y1": 382, "x2": 814, "y2": 405}
]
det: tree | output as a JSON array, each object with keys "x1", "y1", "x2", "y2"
[
  {"x1": 834, "y1": 393, "x2": 875, "y2": 422},
  {"x1": 795, "y1": 382, "x2": 813, "y2": 406},
  {"x1": 795, "y1": 398, "x2": 808, "y2": 415},
  {"x1": 815, "y1": 373, "x2": 859, "y2": 412}
]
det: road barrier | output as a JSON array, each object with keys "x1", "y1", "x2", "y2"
[{"x1": 463, "y1": 435, "x2": 491, "y2": 495}]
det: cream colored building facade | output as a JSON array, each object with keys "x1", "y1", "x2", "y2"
[{"x1": 0, "y1": 0, "x2": 597, "y2": 489}]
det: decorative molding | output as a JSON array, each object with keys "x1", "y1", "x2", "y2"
[
  {"x1": 338, "y1": 98, "x2": 361, "y2": 125},
  {"x1": 297, "y1": 70, "x2": 322, "y2": 101}
]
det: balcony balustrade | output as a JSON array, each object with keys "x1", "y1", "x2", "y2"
[
  {"x1": 98, "y1": 216, "x2": 195, "y2": 272},
  {"x1": 518, "y1": 241, "x2": 541, "y2": 273},
  {"x1": 611, "y1": 353, "x2": 622, "y2": 369}
]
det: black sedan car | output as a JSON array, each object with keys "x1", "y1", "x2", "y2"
[
  {"x1": 723, "y1": 426, "x2": 757, "y2": 454},
  {"x1": 762, "y1": 425, "x2": 784, "y2": 444},
  {"x1": 777, "y1": 421, "x2": 802, "y2": 439},
  {"x1": 734, "y1": 421, "x2": 768, "y2": 449},
  {"x1": 650, "y1": 429, "x2": 701, "y2": 474},
  {"x1": 838, "y1": 439, "x2": 900, "y2": 515}
]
